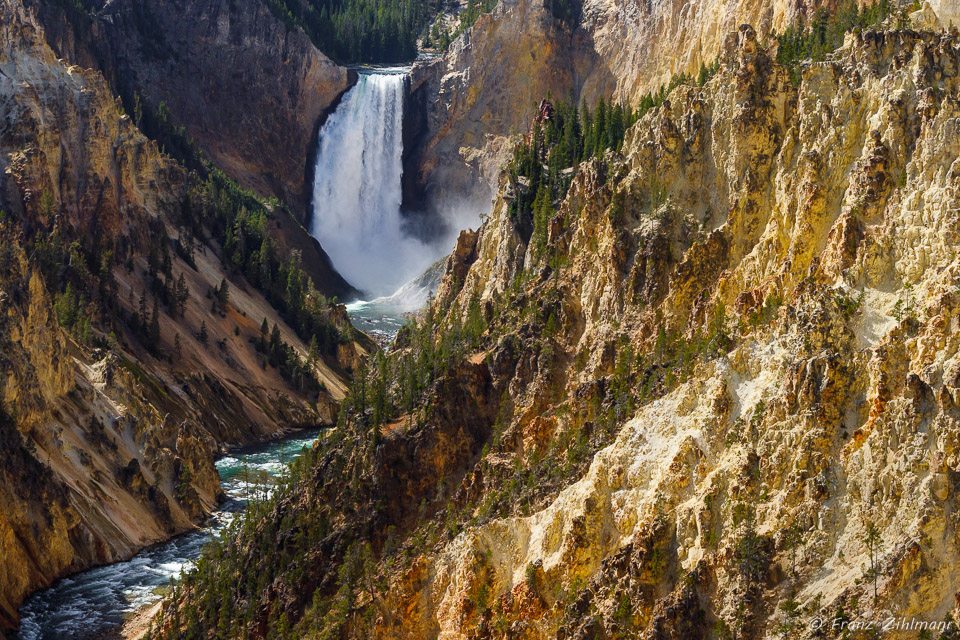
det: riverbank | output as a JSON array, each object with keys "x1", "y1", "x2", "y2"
[
  {"x1": 15, "y1": 430, "x2": 321, "y2": 640},
  {"x1": 15, "y1": 295, "x2": 412, "y2": 639},
  {"x1": 118, "y1": 601, "x2": 162, "y2": 640}
]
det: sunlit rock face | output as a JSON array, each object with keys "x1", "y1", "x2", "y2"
[
  {"x1": 375, "y1": 26, "x2": 960, "y2": 640},
  {"x1": 118, "y1": 7, "x2": 960, "y2": 639},
  {"x1": 404, "y1": 0, "x2": 958, "y2": 233}
]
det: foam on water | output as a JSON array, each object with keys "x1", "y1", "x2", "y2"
[
  {"x1": 15, "y1": 430, "x2": 319, "y2": 640},
  {"x1": 310, "y1": 69, "x2": 437, "y2": 296},
  {"x1": 346, "y1": 257, "x2": 446, "y2": 345}
]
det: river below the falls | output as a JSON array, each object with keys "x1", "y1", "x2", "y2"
[
  {"x1": 15, "y1": 62, "x2": 443, "y2": 640},
  {"x1": 15, "y1": 430, "x2": 320, "y2": 640},
  {"x1": 15, "y1": 300, "x2": 409, "y2": 640}
]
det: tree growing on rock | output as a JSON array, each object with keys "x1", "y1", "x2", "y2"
[
  {"x1": 175, "y1": 273, "x2": 190, "y2": 317},
  {"x1": 149, "y1": 299, "x2": 161, "y2": 346}
]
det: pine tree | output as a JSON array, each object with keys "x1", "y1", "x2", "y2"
[
  {"x1": 259, "y1": 318, "x2": 269, "y2": 353},
  {"x1": 217, "y1": 278, "x2": 230, "y2": 313},
  {"x1": 269, "y1": 323, "x2": 282, "y2": 366},
  {"x1": 258, "y1": 238, "x2": 272, "y2": 286},
  {"x1": 580, "y1": 105, "x2": 594, "y2": 161},
  {"x1": 148, "y1": 240, "x2": 160, "y2": 277},
  {"x1": 608, "y1": 103, "x2": 625, "y2": 151},
  {"x1": 865, "y1": 521, "x2": 882, "y2": 602},
  {"x1": 784, "y1": 524, "x2": 804, "y2": 578},
  {"x1": 176, "y1": 273, "x2": 190, "y2": 317},
  {"x1": 593, "y1": 97, "x2": 607, "y2": 156},
  {"x1": 138, "y1": 292, "x2": 148, "y2": 327},
  {"x1": 199, "y1": 320, "x2": 209, "y2": 345},
  {"x1": 55, "y1": 283, "x2": 79, "y2": 328},
  {"x1": 149, "y1": 298, "x2": 161, "y2": 345},
  {"x1": 40, "y1": 189, "x2": 57, "y2": 218},
  {"x1": 161, "y1": 238, "x2": 173, "y2": 278}
]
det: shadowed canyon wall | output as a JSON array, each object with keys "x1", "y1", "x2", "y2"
[
  {"x1": 30, "y1": 0, "x2": 357, "y2": 297},
  {"x1": 0, "y1": 0, "x2": 364, "y2": 628}
]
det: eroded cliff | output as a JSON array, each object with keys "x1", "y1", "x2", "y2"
[
  {"x1": 0, "y1": 0, "x2": 361, "y2": 629},
  {"x1": 147, "y1": 18, "x2": 960, "y2": 640},
  {"x1": 405, "y1": 0, "x2": 957, "y2": 230},
  {"x1": 388, "y1": 23, "x2": 960, "y2": 640},
  {"x1": 30, "y1": 0, "x2": 356, "y2": 296}
]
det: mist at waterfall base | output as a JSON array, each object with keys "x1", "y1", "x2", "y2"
[{"x1": 310, "y1": 67, "x2": 480, "y2": 323}]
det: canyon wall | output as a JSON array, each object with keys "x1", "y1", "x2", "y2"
[
  {"x1": 30, "y1": 0, "x2": 357, "y2": 296},
  {"x1": 0, "y1": 0, "x2": 360, "y2": 629},
  {"x1": 390, "y1": 23, "x2": 960, "y2": 639},
  {"x1": 151, "y1": 18, "x2": 960, "y2": 640},
  {"x1": 404, "y1": 0, "x2": 957, "y2": 229}
]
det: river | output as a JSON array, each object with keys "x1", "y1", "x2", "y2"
[
  {"x1": 14, "y1": 430, "x2": 319, "y2": 640},
  {"x1": 16, "y1": 64, "x2": 446, "y2": 640},
  {"x1": 13, "y1": 300, "x2": 410, "y2": 640}
]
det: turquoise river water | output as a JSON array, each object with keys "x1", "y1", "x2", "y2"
[{"x1": 15, "y1": 430, "x2": 319, "y2": 640}]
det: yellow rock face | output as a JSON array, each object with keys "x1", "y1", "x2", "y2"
[
  {"x1": 377, "y1": 26, "x2": 960, "y2": 640},
  {"x1": 406, "y1": 0, "x2": 852, "y2": 227}
]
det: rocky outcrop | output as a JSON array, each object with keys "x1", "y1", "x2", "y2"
[
  {"x1": 374, "y1": 25, "x2": 960, "y2": 639},
  {"x1": 404, "y1": 0, "x2": 584, "y2": 219},
  {"x1": 30, "y1": 0, "x2": 356, "y2": 297},
  {"x1": 0, "y1": 0, "x2": 359, "y2": 629},
  {"x1": 145, "y1": 19, "x2": 960, "y2": 640},
  {"x1": 407, "y1": 0, "x2": 957, "y2": 228}
]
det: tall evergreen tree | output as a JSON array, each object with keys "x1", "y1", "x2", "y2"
[
  {"x1": 269, "y1": 323, "x2": 282, "y2": 366},
  {"x1": 217, "y1": 278, "x2": 230, "y2": 313},
  {"x1": 176, "y1": 273, "x2": 190, "y2": 317},
  {"x1": 149, "y1": 298, "x2": 161, "y2": 345},
  {"x1": 259, "y1": 318, "x2": 269, "y2": 353}
]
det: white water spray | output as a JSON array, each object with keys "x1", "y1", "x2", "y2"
[{"x1": 310, "y1": 69, "x2": 435, "y2": 297}]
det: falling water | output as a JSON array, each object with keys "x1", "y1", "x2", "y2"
[{"x1": 310, "y1": 68, "x2": 435, "y2": 298}]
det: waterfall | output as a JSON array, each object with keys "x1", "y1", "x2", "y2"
[{"x1": 310, "y1": 69, "x2": 434, "y2": 298}]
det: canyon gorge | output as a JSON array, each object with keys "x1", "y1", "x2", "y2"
[{"x1": 2, "y1": 0, "x2": 960, "y2": 637}]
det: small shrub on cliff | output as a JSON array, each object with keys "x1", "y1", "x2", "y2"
[
  {"x1": 525, "y1": 562, "x2": 539, "y2": 591},
  {"x1": 864, "y1": 521, "x2": 882, "y2": 602},
  {"x1": 748, "y1": 292, "x2": 782, "y2": 327},
  {"x1": 735, "y1": 522, "x2": 772, "y2": 584},
  {"x1": 446, "y1": 0, "x2": 498, "y2": 46},
  {"x1": 614, "y1": 591, "x2": 633, "y2": 625},
  {"x1": 835, "y1": 290, "x2": 864, "y2": 319}
]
